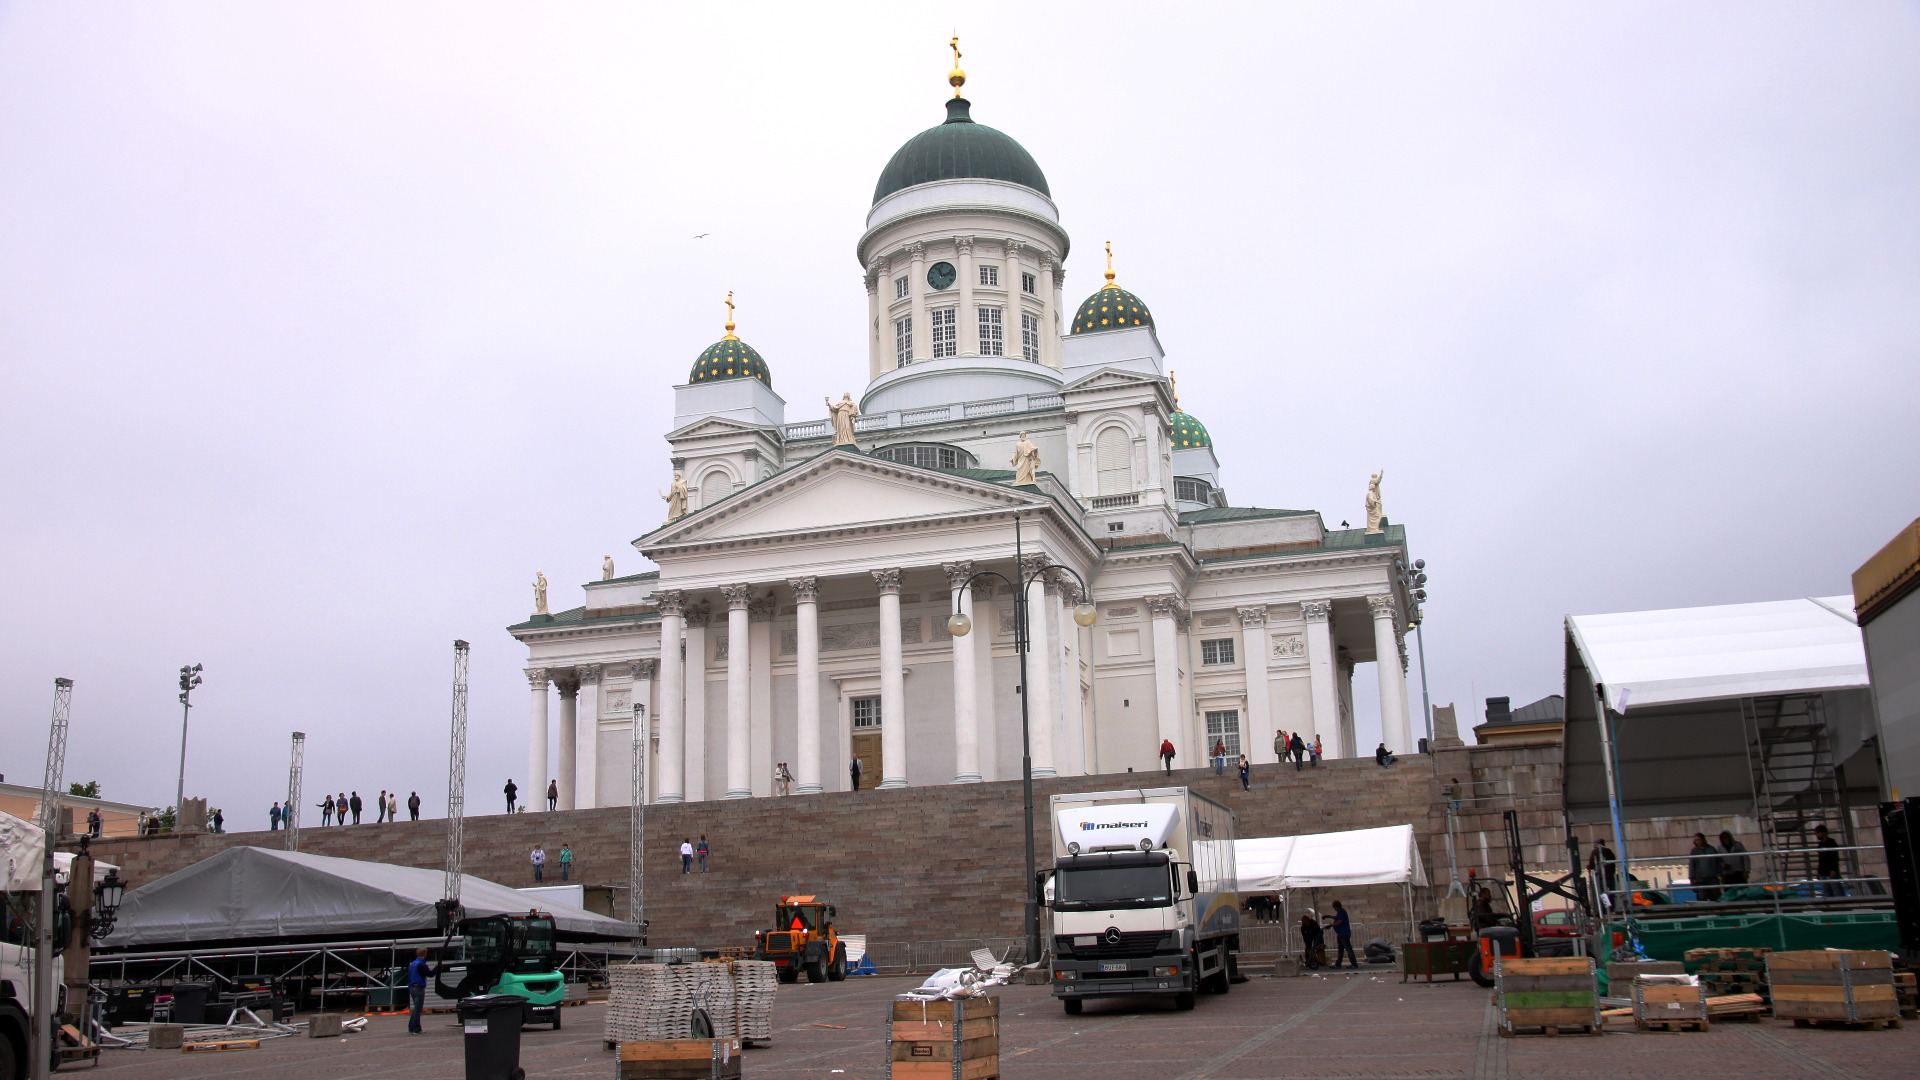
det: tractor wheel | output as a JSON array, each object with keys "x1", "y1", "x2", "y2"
[
  {"x1": 1063, "y1": 998, "x2": 1083, "y2": 1016},
  {"x1": 777, "y1": 963, "x2": 799, "y2": 984},
  {"x1": 827, "y1": 943, "x2": 848, "y2": 982},
  {"x1": 805, "y1": 958, "x2": 827, "y2": 984},
  {"x1": 553, "y1": 1005, "x2": 563, "y2": 1031},
  {"x1": 1468, "y1": 949, "x2": 1494, "y2": 988}
]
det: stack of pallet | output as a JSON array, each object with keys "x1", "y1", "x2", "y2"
[
  {"x1": 721, "y1": 960, "x2": 779, "y2": 1045},
  {"x1": 606, "y1": 961, "x2": 778, "y2": 1046},
  {"x1": 1495, "y1": 957, "x2": 1601, "y2": 1037},
  {"x1": 616, "y1": 1039, "x2": 743, "y2": 1080},
  {"x1": 1686, "y1": 947, "x2": 1771, "y2": 1001},
  {"x1": 1631, "y1": 975, "x2": 1708, "y2": 1032},
  {"x1": 1767, "y1": 950, "x2": 1902, "y2": 1029},
  {"x1": 889, "y1": 995, "x2": 999, "y2": 1080},
  {"x1": 1895, "y1": 971, "x2": 1916, "y2": 1018}
]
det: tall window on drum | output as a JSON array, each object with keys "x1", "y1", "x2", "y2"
[
  {"x1": 1205, "y1": 709, "x2": 1242, "y2": 759},
  {"x1": 699, "y1": 470, "x2": 732, "y2": 509},
  {"x1": 1020, "y1": 312, "x2": 1040, "y2": 363},
  {"x1": 1095, "y1": 427, "x2": 1131, "y2": 495},
  {"x1": 978, "y1": 307, "x2": 1004, "y2": 357},
  {"x1": 930, "y1": 308, "x2": 957, "y2": 358},
  {"x1": 894, "y1": 315, "x2": 913, "y2": 363}
]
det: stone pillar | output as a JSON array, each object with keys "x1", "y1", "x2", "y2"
[
  {"x1": 972, "y1": 580, "x2": 999, "y2": 782},
  {"x1": 1022, "y1": 555, "x2": 1056, "y2": 778},
  {"x1": 555, "y1": 673, "x2": 579, "y2": 811},
  {"x1": 526, "y1": 668, "x2": 549, "y2": 809},
  {"x1": 1148, "y1": 594, "x2": 1186, "y2": 765},
  {"x1": 630, "y1": 660, "x2": 657, "y2": 804},
  {"x1": 721, "y1": 584, "x2": 753, "y2": 799},
  {"x1": 908, "y1": 243, "x2": 927, "y2": 363},
  {"x1": 866, "y1": 260, "x2": 884, "y2": 378},
  {"x1": 945, "y1": 562, "x2": 981, "y2": 783},
  {"x1": 1302, "y1": 600, "x2": 1340, "y2": 757},
  {"x1": 575, "y1": 665, "x2": 601, "y2": 810},
  {"x1": 750, "y1": 593, "x2": 775, "y2": 797},
  {"x1": 1369, "y1": 594, "x2": 1414, "y2": 755},
  {"x1": 683, "y1": 604, "x2": 711, "y2": 801},
  {"x1": 790, "y1": 577, "x2": 823, "y2": 794},
  {"x1": 957, "y1": 236, "x2": 976, "y2": 355},
  {"x1": 655, "y1": 591, "x2": 687, "y2": 804},
  {"x1": 1239, "y1": 607, "x2": 1275, "y2": 763},
  {"x1": 1039, "y1": 253, "x2": 1060, "y2": 370},
  {"x1": 874, "y1": 568, "x2": 908, "y2": 788}
]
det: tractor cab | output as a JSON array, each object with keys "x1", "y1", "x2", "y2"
[
  {"x1": 435, "y1": 911, "x2": 568, "y2": 1028},
  {"x1": 755, "y1": 895, "x2": 848, "y2": 984}
]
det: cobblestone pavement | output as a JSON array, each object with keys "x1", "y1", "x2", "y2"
[{"x1": 84, "y1": 972, "x2": 1917, "y2": 1079}]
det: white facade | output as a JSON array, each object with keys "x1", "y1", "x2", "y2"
[{"x1": 509, "y1": 88, "x2": 1419, "y2": 807}]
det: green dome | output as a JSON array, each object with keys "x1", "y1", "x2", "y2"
[
  {"x1": 1171, "y1": 409, "x2": 1211, "y2": 449},
  {"x1": 689, "y1": 336, "x2": 771, "y2": 388},
  {"x1": 873, "y1": 98, "x2": 1050, "y2": 204},
  {"x1": 1071, "y1": 285, "x2": 1154, "y2": 335}
]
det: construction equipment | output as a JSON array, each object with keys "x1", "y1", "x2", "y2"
[
  {"x1": 753, "y1": 896, "x2": 846, "y2": 984},
  {"x1": 1467, "y1": 811, "x2": 1593, "y2": 987},
  {"x1": 445, "y1": 641, "x2": 470, "y2": 912},
  {"x1": 284, "y1": 732, "x2": 305, "y2": 852},
  {"x1": 434, "y1": 912, "x2": 566, "y2": 1029}
]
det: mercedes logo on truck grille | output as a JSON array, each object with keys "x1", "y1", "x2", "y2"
[{"x1": 1103, "y1": 927, "x2": 1123, "y2": 945}]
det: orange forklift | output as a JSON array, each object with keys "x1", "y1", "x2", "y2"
[{"x1": 753, "y1": 896, "x2": 848, "y2": 984}]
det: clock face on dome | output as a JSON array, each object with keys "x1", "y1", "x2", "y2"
[{"x1": 927, "y1": 261, "x2": 957, "y2": 290}]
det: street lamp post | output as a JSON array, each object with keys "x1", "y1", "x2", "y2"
[
  {"x1": 175, "y1": 664, "x2": 202, "y2": 824},
  {"x1": 947, "y1": 513, "x2": 1097, "y2": 964},
  {"x1": 1394, "y1": 561, "x2": 1431, "y2": 746}
]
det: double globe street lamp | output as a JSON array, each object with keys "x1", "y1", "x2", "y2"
[{"x1": 947, "y1": 512, "x2": 1096, "y2": 964}]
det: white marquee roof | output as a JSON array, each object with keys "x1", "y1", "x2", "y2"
[{"x1": 1235, "y1": 824, "x2": 1428, "y2": 892}]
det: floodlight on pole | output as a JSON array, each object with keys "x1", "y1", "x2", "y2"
[{"x1": 174, "y1": 663, "x2": 203, "y2": 820}]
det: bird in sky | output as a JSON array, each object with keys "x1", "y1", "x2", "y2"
[{"x1": 692, "y1": 233, "x2": 709, "y2": 239}]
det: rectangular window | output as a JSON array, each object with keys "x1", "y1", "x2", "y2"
[
  {"x1": 1175, "y1": 478, "x2": 1211, "y2": 504},
  {"x1": 930, "y1": 307, "x2": 957, "y2": 358},
  {"x1": 894, "y1": 276, "x2": 909, "y2": 300},
  {"x1": 894, "y1": 316, "x2": 913, "y2": 363},
  {"x1": 1022, "y1": 272, "x2": 1037, "y2": 295},
  {"x1": 1205, "y1": 709, "x2": 1242, "y2": 759},
  {"x1": 1201, "y1": 638, "x2": 1236, "y2": 666},
  {"x1": 978, "y1": 307, "x2": 1004, "y2": 357},
  {"x1": 1021, "y1": 312, "x2": 1041, "y2": 363},
  {"x1": 852, "y1": 696, "x2": 881, "y2": 729},
  {"x1": 979, "y1": 264, "x2": 999, "y2": 287}
]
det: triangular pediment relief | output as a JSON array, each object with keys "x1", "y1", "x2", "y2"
[
  {"x1": 641, "y1": 450, "x2": 1043, "y2": 549},
  {"x1": 666, "y1": 415, "x2": 776, "y2": 441},
  {"x1": 1062, "y1": 368, "x2": 1167, "y2": 394}
]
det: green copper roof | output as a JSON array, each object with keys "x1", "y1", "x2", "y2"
[
  {"x1": 1171, "y1": 409, "x2": 1211, "y2": 449},
  {"x1": 873, "y1": 98, "x2": 1050, "y2": 204},
  {"x1": 689, "y1": 336, "x2": 771, "y2": 387},
  {"x1": 1071, "y1": 286, "x2": 1153, "y2": 335}
]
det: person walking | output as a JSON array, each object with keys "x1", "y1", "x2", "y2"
[
  {"x1": 1299, "y1": 910, "x2": 1325, "y2": 969},
  {"x1": 546, "y1": 780, "x2": 558, "y2": 812},
  {"x1": 697, "y1": 835, "x2": 710, "y2": 873},
  {"x1": 1330, "y1": 900, "x2": 1357, "y2": 968},
  {"x1": 1814, "y1": 824, "x2": 1845, "y2": 897},
  {"x1": 1717, "y1": 831, "x2": 1750, "y2": 888},
  {"x1": 1687, "y1": 833, "x2": 1721, "y2": 901},
  {"x1": 1310, "y1": 736, "x2": 1322, "y2": 766},
  {"x1": 1447, "y1": 779, "x2": 1463, "y2": 813},
  {"x1": 337, "y1": 792, "x2": 349, "y2": 824},
  {"x1": 1237, "y1": 754, "x2": 1251, "y2": 791},
  {"x1": 375, "y1": 790, "x2": 388, "y2": 824},
  {"x1": 1273, "y1": 729, "x2": 1286, "y2": 762},
  {"x1": 530, "y1": 845, "x2": 546, "y2": 883},
  {"x1": 211, "y1": 808, "x2": 224, "y2": 834},
  {"x1": 775, "y1": 763, "x2": 792, "y2": 797},
  {"x1": 1159, "y1": 738, "x2": 1176, "y2": 775},
  {"x1": 1211, "y1": 740, "x2": 1227, "y2": 776},
  {"x1": 86, "y1": 809, "x2": 102, "y2": 838},
  {"x1": 1374, "y1": 743, "x2": 1396, "y2": 767},
  {"x1": 387, "y1": 792, "x2": 399, "y2": 822},
  {"x1": 1288, "y1": 732, "x2": 1306, "y2": 771},
  {"x1": 558, "y1": 843, "x2": 574, "y2": 882},
  {"x1": 405, "y1": 947, "x2": 437, "y2": 1034},
  {"x1": 320, "y1": 794, "x2": 335, "y2": 827},
  {"x1": 850, "y1": 756, "x2": 863, "y2": 791},
  {"x1": 504, "y1": 779, "x2": 519, "y2": 814},
  {"x1": 408, "y1": 791, "x2": 421, "y2": 821},
  {"x1": 680, "y1": 838, "x2": 694, "y2": 874},
  {"x1": 346, "y1": 791, "x2": 361, "y2": 824},
  {"x1": 269, "y1": 803, "x2": 281, "y2": 831}
]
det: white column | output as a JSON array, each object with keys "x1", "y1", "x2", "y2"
[
  {"x1": 866, "y1": 261, "x2": 884, "y2": 379},
  {"x1": 750, "y1": 595, "x2": 774, "y2": 797},
  {"x1": 1023, "y1": 555, "x2": 1056, "y2": 778},
  {"x1": 631, "y1": 661, "x2": 656, "y2": 804},
  {"x1": 957, "y1": 236, "x2": 977, "y2": 355},
  {"x1": 1302, "y1": 600, "x2": 1340, "y2": 757},
  {"x1": 721, "y1": 584, "x2": 753, "y2": 799},
  {"x1": 874, "y1": 568, "x2": 908, "y2": 789},
  {"x1": 555, "y1": 675, "x2": 578, "y2": 811},
  {"x1": 575, "y1": 665, "x2": 601, "y2": 810},
  {"x1": 1239, "y1": 607, "x2": 1275, "y2": 763},
  {"x1": 655, "y1": 592, "x2": 686, "y2": 803},
  {"x1": 526, "y1": 668, "x2": 549, "y2": 809},
  {"x1": 945, "y1": 562, "x2": 980, "y2": 783},
  {"x1": 683, "y1": 605, "x2": 711, "y2": 801},
  {"x1": 908, "y1": 243, "x2": 928, "y2": 363},
  {"x1": 790, "y1": 577, "x2": 823, "y2": 795},
  {"x1": 973, "y1": 581, "x2": 999, "y2": 782},
  {"x1": 1149, "y1": 595, "x2": 1185, "y2": 765},
  {"x1": 1369, "y1": 594, "x2": 1415, "y2": 755},
  {"x1": 1039, "y1": 252, "x2": 1061, "y2": 370}
]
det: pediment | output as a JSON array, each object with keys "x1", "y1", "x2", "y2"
[
  {"x1": 666, "y1": 415, "x2": 774, "y2": 441},
  {"x1": 1062, "y1": 368, "x2": 1167, "y2": 394},
  {"x1": 640, "y1": 450, "x2": 1042, "y2": 549}
]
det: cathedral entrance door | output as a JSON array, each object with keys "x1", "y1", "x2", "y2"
[{"x1": 850, "y1": 695, "x2": 882, "y2": 789}]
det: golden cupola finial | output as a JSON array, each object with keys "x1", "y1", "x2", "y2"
[
  {"x1": 1170, "y1": 370, "x2": 1180, "y2": 410},
  {"x1": 722, "y1": 291, "x2": 738, "y2": 341},
  {"x1": 949, "y1": 36, "x2": 966, "y2": 97},
  {"x1": 1103, "y1": 240, "x2": 1118, "y2": 289}
]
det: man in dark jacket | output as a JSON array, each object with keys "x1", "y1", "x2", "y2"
[
  {"x1": 1718, "y1": 831, "x2": 1750, "y2": 887},
  {"x1": 1288, "y1": 732, "x2": 1306, "y2": 770},
  {"x1": 1814, "y1": 824, "x2": 1844, "y2": 897},
  {"x1": 1330, "y1": 900, "x2": 1357, "y2": 968},
  {"x1": 348, "y1": 792, "x2": 362, "y2": 825},
  {"x1": 406, "y1": 947, "x2": 437, "y2": 1034},
  {"x1": 504, "y1": 778, "x2": 519, "y2": 813},
  {"x1": 408, "y1": 791, "x2": 421, "y2": 820},
  {"x1": 1687, "y1": 833, "x2": 1721, "y2": 901}
]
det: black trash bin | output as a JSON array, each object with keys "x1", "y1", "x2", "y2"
[
  {"x1": 457, "y1": 994, "x2": 527, "y2": 1080},
  {"x1": 170, "y1": 982, "x2": 211, "y2": 1025}
]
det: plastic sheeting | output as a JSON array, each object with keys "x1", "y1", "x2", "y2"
[
  {"x1": 0, "y1": 809, "x2": 44, "y2": 892},
  {"x1": 101, "y1": 846, "x2": 637, "y2": 947},
  {"x1": 1234, "y1": 824, "x2": 1429, "y2": 891}
]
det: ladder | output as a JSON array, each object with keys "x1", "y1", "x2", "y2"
[{"x1": 1743, "y1": 694, "x2": 1847, "y2": 886}]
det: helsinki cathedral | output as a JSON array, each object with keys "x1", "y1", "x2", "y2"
[{"x1": 509, "y1": 47, "x2": 1421, "y2": 808}]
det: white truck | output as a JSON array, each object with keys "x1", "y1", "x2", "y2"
[{"x1": 1046, "y1": 787, "x2": 1238, "y2": 1014}]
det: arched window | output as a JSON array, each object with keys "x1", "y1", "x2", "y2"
[
  {"x1": 699, "y1": 470, "x2": 733, "y2": 509},
  {"x1": 872, "y1": 443, "x2": 977, "y2": 471},
  {"x1": 1095, "y1": 427, "x2": 1132, "y2": 495}
]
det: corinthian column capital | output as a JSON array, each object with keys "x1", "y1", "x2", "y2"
[
  {"x1": 1367, "y1": 593, "x2": 1397, "y2": 619},
  {"x1": 721, "y1": 584, "x2": 753, "y2": 611},
  {"x1": 1237, "y1": 606, "x2": 1270, "y2": 628},
  {"x1": 1301, "y1": 599, "x2": 1334, "y2": 624},
  {"x1": 787, "y1": 576, "x2": 820, "y2": 604},
  {"x1": 942, "y1": 561, "x2": 976, "y2": 591},
  {"x1": 525, "y1": 667, "x2": 549, "y2": 689},
  {"x1": 871, "y1": 568, "x2": 904, "y2": 595},
  {"x1": 653, "y1": 589, "x2": 686, "y2": 618}
]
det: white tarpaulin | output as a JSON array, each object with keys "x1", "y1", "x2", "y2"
[
  {"x1": 0, "y1": 810, "x2": 44, "y2": 892},
  {"x1": 1568, "y1": 596, "x2": 1866, "y2": 714},
  {"x1": 1234, "y1": 824, "x2": 1428, "y2": 891}
]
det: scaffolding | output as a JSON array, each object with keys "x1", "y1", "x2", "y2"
[
  {"x1": 444, "y1": 640, "x2": 469, "y2": 910},
  {"x1": 1743, "y1": 693, "x2": 1855, "y2": 884},
  {"x1": 283, "y1": 732, "x2": 305, "y2": 852}
]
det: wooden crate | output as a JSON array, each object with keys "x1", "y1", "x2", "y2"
[
  {"x1": 889, "y1": 996, "x2": 998, "y2": 1080},
  {"x1": 1767, "y1": 950, "x2": 1901, "y2": 1026},
  {"x1": 1633, "y1": 979, "x2": 1709, "y2": 1031},
  {"x1": 618, "y1": 1038, "x2": 744, "y2": 1080},
  {"x1": 1496, "y1": 957, "x2": 1599, "y2": 1036}
]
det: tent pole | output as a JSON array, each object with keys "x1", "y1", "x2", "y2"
[{"x1": 1591, "y1": 681, "x2": 1632, "y2": 924}]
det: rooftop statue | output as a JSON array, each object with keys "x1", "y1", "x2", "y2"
[
  {"x1": 1011, "y1": 432, "x2": 1041, "y2": 486},
  {"x1": 603, "y1": 556, "x2": 615, "y2": 581},
  {"x1": 826, "y1": 394, "x2": 860, "y2": 446},
  {"x1": 1365, "y1": 471, "x2": 1385, "y2": 534},
  {"x1": 661, "y1": 471, "x2": 688, "y2": 522},
  {"x1": 533, "y1": 571, "x2": 549, "y2": 615}
]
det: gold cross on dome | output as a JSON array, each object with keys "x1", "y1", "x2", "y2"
[{"x1": 723, "y1": 292, "x2": 738, "y2": 340}]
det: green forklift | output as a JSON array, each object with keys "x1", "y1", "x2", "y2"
[{"x1": 435, "y1": 911, "x2": 567, "y2": 1028}]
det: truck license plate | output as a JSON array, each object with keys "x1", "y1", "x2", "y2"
[{"x1": 1099, "y1": 963, "x2": 1128, "y2": 972}]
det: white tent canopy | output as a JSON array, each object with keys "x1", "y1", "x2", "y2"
[
  {"x1": 1235, "y1": 824, "x2": 1429, "y2": 892},
  {"x1": 1568, "y1": 596, "x2": 1866, "y2": 715}
]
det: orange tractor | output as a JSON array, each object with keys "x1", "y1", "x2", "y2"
[{"x1": 753, "y1": 895, "x2": 848, "y2": 984}]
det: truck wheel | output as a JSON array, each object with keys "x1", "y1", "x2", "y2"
[
  {"x1": 0, "y1": 1031, "x2": 15, "y2": 1080},
  {"x1": 1468, "y1": 949, "x2": 1494, "y2": 988},
  {"x1": 805, "y1": 959, "x2": 827, "y2": 983},
  {"x1": 827, "y1": 944, "x2": 848, "y2": 982},
  {"x1": 552, "y1": 1006, "x2": 563, "y2": 1031},
  {"x1": 1173, "y1": 991, "x2": 1196, "y2": 1011},
  {"x1": 1063, "y1": 999, "x2": 1082, "y2": 1015}
]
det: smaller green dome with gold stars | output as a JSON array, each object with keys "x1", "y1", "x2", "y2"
[
  {"x1": 688, "y1": 293, "x2": 772, "y2": 388},
  {"x1": 1070, "y1": 241, "x2": 1154, "y2": 335},
  {"x1": 1171, "y1": 409, "x2": 1211, "y2": 449}
]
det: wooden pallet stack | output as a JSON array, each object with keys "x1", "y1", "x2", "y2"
[
  {"x1": 617, "y1": 1039, "x2": 743, "y2": 1080},
  {"x1": 888, "y1": 996, "x2": 999, "y2": 1080},
  {"x1": 1767, "y1": 950, "x2": 1902, "y2": 1029},
  {"x1": 1495, "y1": 957, "x2": 1601, "y2": 1037},
  {"x1": 1686, "y1": 947, "x2": 1771, "y2": 1002},
  {"x1": 1895, "y1": 971, "x2": 1917, "y2": 1018},
  {"x1": 1631, "y1": 975, "x2": 1709, "y2": 1032}
]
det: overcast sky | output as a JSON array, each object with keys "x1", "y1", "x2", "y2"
[{"x1": 4, "y1": 4, "x2": 1916, "y2": 822}]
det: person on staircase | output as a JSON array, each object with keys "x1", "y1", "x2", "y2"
[
  {"x1": 1288, "y1": 732, "x2": 1306, "y2": 771},
  {"x1": 1159, "y1": 738, "x2": 1177, "y2": 774},
  {"x1": 547, "y1": 779, "x2": 559, "y2": 812}
]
